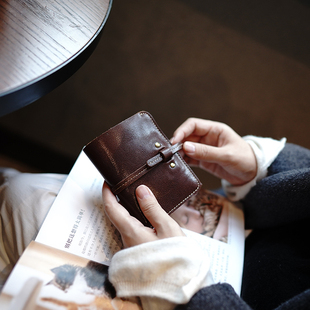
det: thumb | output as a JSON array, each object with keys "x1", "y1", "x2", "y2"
[
  {"x1": 183, "y1": 141, "x2": 224, "y2": 163},
  {"x1": 136, "y1": 185, "x2": 185, "y2": 237},
  {"x1": 135, "y1": 185, "x2": 167, "y2": 228}
]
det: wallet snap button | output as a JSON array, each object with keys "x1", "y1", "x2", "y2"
[
  {"x1": 170, "y1": 162, "x2": 176, "y2": 168},
  {"x1": 155, "y1": 142, "x2": 161, "y2": 148}
]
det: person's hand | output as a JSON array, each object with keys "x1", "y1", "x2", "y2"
[
  {"x1": 102, "y1": 183, "x2": 185, "y2": 248},
  {"x1": 171, "y1": 118, "x2": 257, "y2": 185}
]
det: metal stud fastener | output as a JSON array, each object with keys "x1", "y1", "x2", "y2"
[
  {"x1": 155, "y1": 142, "x2": 161, "y2": 148},
  {"x1": 170, "y1": 162, "x2": 176, "y2": 168}
]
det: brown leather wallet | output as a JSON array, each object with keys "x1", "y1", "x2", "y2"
[{"x1": 83, "y1": 111, "x2": 202, "y2": 227}]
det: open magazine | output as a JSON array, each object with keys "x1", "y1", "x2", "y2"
[{"x1": 0, "y1": 151, "x2": 245, "y2": 310}]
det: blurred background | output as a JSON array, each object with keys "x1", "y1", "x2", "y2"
[{"x1": 1, "y1": 0, "x2": 310, "y2": 190}]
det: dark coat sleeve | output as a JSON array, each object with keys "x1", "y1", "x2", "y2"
[
  {"x1": 174, "y1": 283, "x2": 310, "y2": 310},
  {"x1": 175, "y1": 283, "x2": 252, "y2": 310},
  {"x1": 176, "y1": 144, "x2": 310, "y2": 310},
  {"x1": 243, "y1": 143, "x2": 310, "y2": 229}
]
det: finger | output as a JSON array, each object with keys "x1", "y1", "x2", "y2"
[
  {"x1": 102, "y1": 183, "x2": 142, "y2": 232},
  {"x1": 172, "y1": 118, "x2": 199, "y2": 143},
  {"x1": 135, "y1": 185, "x2": 167, "y2": 227},
  {"x1": 135, "y1": 185, "x2": 184, "y2": 237},
  {"x1": 172, "y1": 118, "x2": 218, "y2": 143},
  {"x1": 183, "y1": 141, "x2": 227, "y2": 164},
  {"x1": 183, "y1": 154, "x2": 200, "y2": 167}
]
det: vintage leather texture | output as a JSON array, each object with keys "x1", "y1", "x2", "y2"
[{"x1": 83, "y1": 111, "x2": 201, "y2": 227}]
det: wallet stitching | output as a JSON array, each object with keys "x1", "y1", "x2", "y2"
[
  {"x1": 168, "y1": 183, "x2": 201, "y2": 214},
  {"x1": 167, "y1": 151, "x2": 202, "y2": 214},
  {"x1": 113, "y1": 166, "x2": 149, "y2": 194},
  {"x1": 85, "y1": 111, "x2": 202, "y2": 227},
  {"x1": 141, "y1": 111, "x2": 202, "y2": 209},
  {"x1": 143, "y1": 112, "x2": 202, "y2": 185},
  {"x1": 113, "y1": 144, "x2": 183, "y2": 195},
  {"x1": 147, "y1": 154, "x2": 162, "y2": 166}
]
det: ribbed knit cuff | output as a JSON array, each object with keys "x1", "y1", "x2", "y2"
[{"x1": 109, "y1": 236, "x2": 213, "y2": 304}]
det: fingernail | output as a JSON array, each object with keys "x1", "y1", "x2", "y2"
[
  {"x1": 183, "y1": 141, "x2": 195, "y2": 154},
  {"x1": 136, "y1": 185, "x2": 152, "y2": 200}
]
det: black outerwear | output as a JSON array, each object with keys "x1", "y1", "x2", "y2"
[{"x1": 176, "y1": 143, "x2": 310, "y2": 310}]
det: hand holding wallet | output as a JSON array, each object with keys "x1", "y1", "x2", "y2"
[{"x1": 83, "y1": 111, "x2": 202, "y2": 227}]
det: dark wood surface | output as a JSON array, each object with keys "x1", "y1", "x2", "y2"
[{"x1": 0, "y1": 0, "x2": 112, "y2": 116}]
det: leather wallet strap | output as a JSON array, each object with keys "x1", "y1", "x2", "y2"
[{"x1": 112, "y1": 143, "x2": 183, "y2": 195}]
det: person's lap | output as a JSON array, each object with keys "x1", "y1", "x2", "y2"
[{"x1": 0, "y1": 168, "x2": 66, "y2": 290}]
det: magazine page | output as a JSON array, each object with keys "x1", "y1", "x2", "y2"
[
  {"x1": 36, "y1": 151, "x2": 244, "y2": 294},
  {"x1": 181, "y1": 199, "x2": 244, "y2": 295},
  {"x1": 168, "y1": 185, "x2": 244, "y2": 295},
  {"x1": 36, "y1": 151, "x2": 122, "y2": 265},
  {"x1": 0, "y1": 241, "x2": 140, "y2": 310}
]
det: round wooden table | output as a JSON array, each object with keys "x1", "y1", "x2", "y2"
[{"x1": 0, "y1": 0, "x2": 112, "y2": 117}]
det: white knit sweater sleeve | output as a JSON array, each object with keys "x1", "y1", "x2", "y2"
[
  {"x1": 222, "y1": 136, "x2": 286, "y2": 201},
  {"x1": 108, "y1": 236, "x2": 214, "y2": 310}
]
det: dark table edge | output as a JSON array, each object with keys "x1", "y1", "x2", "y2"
[{"x1": 0, "y1": 0, "x2": 113, "y2": 117}]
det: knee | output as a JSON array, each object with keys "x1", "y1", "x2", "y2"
[{"x1": 0, "y1": 169, "x2": 26, "y2": 212}]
